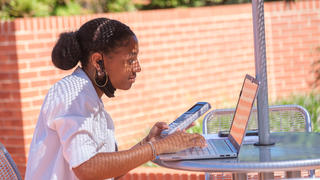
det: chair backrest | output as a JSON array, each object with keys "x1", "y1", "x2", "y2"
[
  {"x1": 0, "y1": 142, "x2": 22, "y2": 180},
  {"x1": 203, "y1": 104, "x2": 312, "y2": 135}
]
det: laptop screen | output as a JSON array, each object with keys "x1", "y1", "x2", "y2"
[{"x1": 229, "y1": 75, "x2": 259, "y2": 151}]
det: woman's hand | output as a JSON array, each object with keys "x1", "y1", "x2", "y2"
[
  {"x1": 145, "y1": 121, "x2": 196, "y2": 142},
  {"x1": 185, "y1": 122, "x2": 196, "y2": 131},
  {"x1": 153, "y1": 131, "x2": 206, "y2": 155},
  {"x1": 145, "y1": 122, "x2": 169, "y2": 142},
  {"x1": 132, "y1": 122, "x2": 168, "y2": 149}
]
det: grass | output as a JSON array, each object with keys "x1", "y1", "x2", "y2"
[{"x1": 272, "y1": 92, "x2": 320, "y2": 132}]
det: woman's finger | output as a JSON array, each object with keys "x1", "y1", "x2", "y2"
[
  {"x1": 155, "y1": 122, "x2": 169, "y2": 130},
  {"x1": 185, "y1": 122, "x2": 196, "y2": 130}
]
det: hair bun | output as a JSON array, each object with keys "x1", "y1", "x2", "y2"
[{"x1": 51, "y1": 31, "x2": 82, "y2": 70}]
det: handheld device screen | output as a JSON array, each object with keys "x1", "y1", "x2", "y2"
[{"x1": 187, "y1": 104, "x2": 203, "y2": 113}]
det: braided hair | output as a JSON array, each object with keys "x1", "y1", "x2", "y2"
[{"x1": 52, "y1": 18, "x2": 135, "y2": 70}]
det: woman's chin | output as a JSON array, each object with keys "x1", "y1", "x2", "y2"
[{"x1": 117, "y1": 84, "x2": 132, "y2": 90}]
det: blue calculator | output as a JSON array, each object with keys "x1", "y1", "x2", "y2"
[{"x1": 161, "y1": 102, "x2": 211, "y2": 137}]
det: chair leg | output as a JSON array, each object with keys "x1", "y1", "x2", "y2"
[
  {"x1": 205, "y1": 172, "x2": 211, "y2": 180},
  {"x1": 286, "y1": 171, "x2": 301, "y2": 178},
  {"x1": 258, "y1": 172, "x2": 274, "y2": 180},
  {"x1": 232, "y1": 173, "x2": 247, "y2": 180},
  {"x1": 309, "y1": 169, "x2": 315, "y2": 178}
]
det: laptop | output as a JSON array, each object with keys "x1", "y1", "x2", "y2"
[{"x1": 157, "y1": 74, "x2": 259, "y2": 161}]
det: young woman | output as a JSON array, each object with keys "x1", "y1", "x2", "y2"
[{"x1": 25, "y1": 17, "x2": 206, "y2": 180}]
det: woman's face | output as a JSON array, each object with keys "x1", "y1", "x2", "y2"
[{"x1": 105, "y1": 35, "x2": 141, "y2": 90}]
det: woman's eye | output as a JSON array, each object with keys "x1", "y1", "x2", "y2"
[{"x1": 129, "y1": 59, "x2": 134, "y2": 64}]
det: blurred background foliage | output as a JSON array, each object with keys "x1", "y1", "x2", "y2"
[
  {"x1": 0, "y1": 0, "x2": 287, "y2": 19},
  {"x1": 186, "y1": 91, "x2": 320, "y2": 135}
]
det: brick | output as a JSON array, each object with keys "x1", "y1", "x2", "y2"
[
  {"x1": 0, "y1": 35, "x2": 8, "y2": 42},
  {"x1": 164, "y1": 173, "x2": 172, "y2": 180},
  {"x1": 21, "y1": 109, "x2": 40, "y2": 117},
  {"x1": 36, "y1": 32, "x2": 54, "y2": 39},
  {"x1": 0, "y1": 44, "x2": 16, "y2": 53},
  {"x1": 190, "y1": 174, "x2": 198, "y2": 180},
  {"x1": 0, "y1": 128, "x2": 24, "y2": 136},
  {"x1": 199, "y1": 174, "x2": 205, "y2": 180},
  {"x1": 41, "y1": 89, "x2": 50, "y2": 96},
  {"x1": 4, "y1": 145, "x2": 26, "y2": 155},
  {"x1": 27, "y1": 42, "x2": 46, "y2": 50},
  {"x1": 31, "y1": 99, "x2": 44, "y2": 107},
  {"x1": 37, "y1": 51, "x2": 52, "y2": 58},
  {"x1": 17, "y1": 52, "x2": 37, "y2": 60},
  {"x1": 19, "y1": 71, "x2": 38, "y2": 79},
  {"x1": 15, "y1": 34, "x2": 35, "y2": 41},
  {"x1": 15, "y1": 44, "x2": 28, "y2": 53},
  {"x1": 0, "y1": 73, "x2": 12, "y2": 81},
  {"x1": 140, "y1": 173, "x2": 147, "y2": 180},
  {"x1": 172, "y1": 174, "x2": 180, "y2": 180},
  {"x1": 181, "y1": 174, "x2": 188, "y2": 180},
  {"x1": 31, "y1": 80, "x2": 49, "y2": 88},
  {"x1": 156, "y1": 173, "x2": 164, "y2": 180},
  {"x1": 132, "y1": 173, "x2": 139, "y2": 180},
  {"x1": 120, "y1": 174, "x2": 130, "y2": 180},
  {"x1": 1, "y1": 21, "x2": 14, "y2": 34},
  {"x1": 0, "y1": 81, "x2": 19, "y2": 89},
  {"x1": 0, "y1": 115, "x2": 23, "y2": 125},
  {"x1": 0, "y1": 63, "x2": 19, "y2": 72},
  {"x1": 148, "y1": 173, "x2": 157, "y2": 180},
  {"x1": 39, "y1": 69, "x2": 56, "y2": 77},
  {"x1": 21, "y1": 119, "x2": 36, "y2": 127},
  {"x1": 0, "y1": 101, "x2": 21, "y2": 110},
  {"x1": 20, "y1": 90, "x2": 39, "y2": 99},
  {"x1": 0, "y1": 92, "x2": 15, "y2": 99},
  {"x1": 0, "y1": 116, "x2": 23, "y2": 124},
  {"x1": 0, "y1": 54, "x2": 11, "y2": 61}
]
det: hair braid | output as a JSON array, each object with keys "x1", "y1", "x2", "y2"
[{"x1": 51, "y1": 17, "x2": 135, "y2": 70}]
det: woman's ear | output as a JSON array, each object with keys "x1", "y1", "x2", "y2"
[{"x1": 90, "y1": 52, "x2": 103, "y2": 71}]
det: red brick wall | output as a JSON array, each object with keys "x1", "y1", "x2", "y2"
[{"x1": 0, "y1": 0, "x2": 319, "y2": 177}]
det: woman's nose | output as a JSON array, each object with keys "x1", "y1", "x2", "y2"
[{"x1": 133, "y1": 60, "x2": 141, "y2": 72}]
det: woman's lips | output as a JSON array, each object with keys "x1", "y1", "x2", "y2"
[{"x1": 129, "y1": 75, "x2": 136, "y2": 83}]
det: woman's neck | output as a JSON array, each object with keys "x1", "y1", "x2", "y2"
[{"x1": 81, "y1": 66, "x2": 104, "y2": 98}]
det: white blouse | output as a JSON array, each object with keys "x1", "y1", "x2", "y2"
[{"x1": 25, "y1": 67, "x2": 116, "y2": 180}]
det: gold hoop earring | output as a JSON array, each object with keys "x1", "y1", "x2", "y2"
[{"x1": 94, "y1": 69, "x2": 108, "y2": 87}]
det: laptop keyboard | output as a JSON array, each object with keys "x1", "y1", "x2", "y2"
[{"x1": 182, "y1": 139, "x2": 234, "y2": 156}]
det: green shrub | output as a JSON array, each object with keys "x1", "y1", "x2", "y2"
[
  {"x1": 0, "y1": 0, "x2": 136, "y2": 19},
  {"x1": 141, "y1": 0, "x2": 206, "y2": 9},
  {"x1": 54, "y1": 1, "x2": 83, "y2": 16},
  {"x1": 1, "y1": 0, "x2": 53, "y2": 18},
  {"x1": 186, "y1": 117, "x2": 203, "y2": 134},
  {"x1": 273, "y1": 92, "x2": 320, "y2": 132},
  {"x1": 106, "y1": 0, "x2": 136, "y2": 12},
  {"x1": 311, "y1": 46, "x2": 320, "y2": 88},
  {"x1": 140, "y1": 0, "x2": 282, "y2": 10},
  {"x1": 0, "y1": 9, "x2": 10, "y2": 20},
  {"x1": 0, "y1": 0, "x2": 86, "y2": 19},
  {"x1": 0, "y1": 0, "x2": 291, "y2": 19}
]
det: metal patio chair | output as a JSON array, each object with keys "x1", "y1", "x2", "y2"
[
  {"x1": 202, "y1": 104, "x2": 314, "y2": 179},
  {"x1": 0, "y1": 142, "x2": 22, "y2": 180}
]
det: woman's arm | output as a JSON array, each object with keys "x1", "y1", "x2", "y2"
[
  {"x1": 72, "y1": 131, "x2": 205, "y2": 180},
  {"x1": 73, "y1": 142, "x2": 154, "y2": 180}
]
